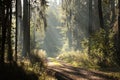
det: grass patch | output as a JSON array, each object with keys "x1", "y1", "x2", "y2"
[{"x1": 57, "y1": 50, "x2": 98, "y2": 68}]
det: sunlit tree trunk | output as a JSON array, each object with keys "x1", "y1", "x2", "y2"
[{"x1": 16, "y1": 0, "x2": 23, "y2": 61}]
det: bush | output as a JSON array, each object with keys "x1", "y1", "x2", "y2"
[{"x1": 57, "y1": 50, "x2": 98, "y2": 68}]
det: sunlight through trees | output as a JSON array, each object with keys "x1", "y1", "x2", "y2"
[{"x1": 0, "y1": 0, "x2": 120, "y2": 80}]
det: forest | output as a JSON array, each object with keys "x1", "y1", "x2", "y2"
[{"x1": 0, "y1": 0, "x2": 120, "y2": 80}]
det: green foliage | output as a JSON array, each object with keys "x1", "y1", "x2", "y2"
[
  {"x1": 22, "y1": 60, "x2": 57, "y2": 80},
  {"x1": 88, "y1": 28, "x2": 116, "y2": 67},
  {"x1": 58, "y1": 28, "x2": 118, "y2": 68},
  {"x1": 20, "y1": 58, "x2": 49, "y2": 80},
  {"x1": 57, "y1": 50, "x2": 97, "y2": 68},
  {"x1": 30, "y1": 0, "x2": 48, "y2": 50}
]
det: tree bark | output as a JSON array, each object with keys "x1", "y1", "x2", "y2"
[
  {"x1": 117, "y1": 0, "x2": 120, "y2": 66},
  {"x1": 88, "y1": 0, "x2": 92, "y2": 55},
  {"x1": 110, "y1": 0, "x2": 116, "y2": 27},
  {"x1": 7, "y1": 0, "x2": 13, "y2": 62},
  {"x1": 98, "y1": 0, "x2": 104, "y2": 29},
  {"x1": 1, "y1": 1, "x2": 7, "y2": 63},
  {"x1": 22, "y1": 0, "x2": 30, "y2": 57},
  {"x1": 16, "y1": 0, "x2": 22, "y2": 61}
]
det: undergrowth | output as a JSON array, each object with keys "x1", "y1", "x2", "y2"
[
  {"x1": 57, "y1": 50, "x2": 120, "y2": 79},
  {"x1": 57, "y1": 50, "x2": 99, "y2": 68},
  {"x1": 19, "y1": 58, "x2": 57, "y2": 80}
]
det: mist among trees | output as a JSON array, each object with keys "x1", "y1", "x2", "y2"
[{"x1": 0, "y1": 0, "x2": 120, "y2": 80}]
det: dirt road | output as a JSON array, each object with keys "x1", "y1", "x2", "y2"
[{"x1": 47, "y1": 61, "x2": 118, "y2": 80}]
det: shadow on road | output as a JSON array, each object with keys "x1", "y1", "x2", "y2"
[{"x1": 47, "y1": 61, "x2": 119, "y2": 80}]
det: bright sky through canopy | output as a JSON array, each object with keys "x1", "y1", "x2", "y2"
[{"x1": 47, "y1": 0, "x2": 61, "y2": 5}]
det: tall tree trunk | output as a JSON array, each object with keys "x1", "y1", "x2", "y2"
[
  {"x1": 7, "y1": 0, "x2": 13, "y2": 62},
  {"x1": 117, "y1": 0, "x2": 120, "y2": 66},
  {"x1": 98, "y1": 0, "x2": 104, "y2": 29},
  {"x1": 22, "y1": 0, "x2": 30, "y2": 57},
  {"x1": 15, "y1": 0, "x2": 18, "y2": 62},
  {"x1": 1, "y1": 1, "x2": 7, "y2": 63},
  {"x1": 110, "y1": 0, "x2": 116, "y2": 27},
  {"x1": 0, "y1": 1, "x2": 1, "y2": 59},
  {"x1": 27, "y1": 0, "x2": 30, "y2": 56},
  {"x1": 16, "y1": 0, "x2": 22, "y2": 61},
  {"x1": 88, "y1": 0, "x2": 92, "y2": 55}
]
